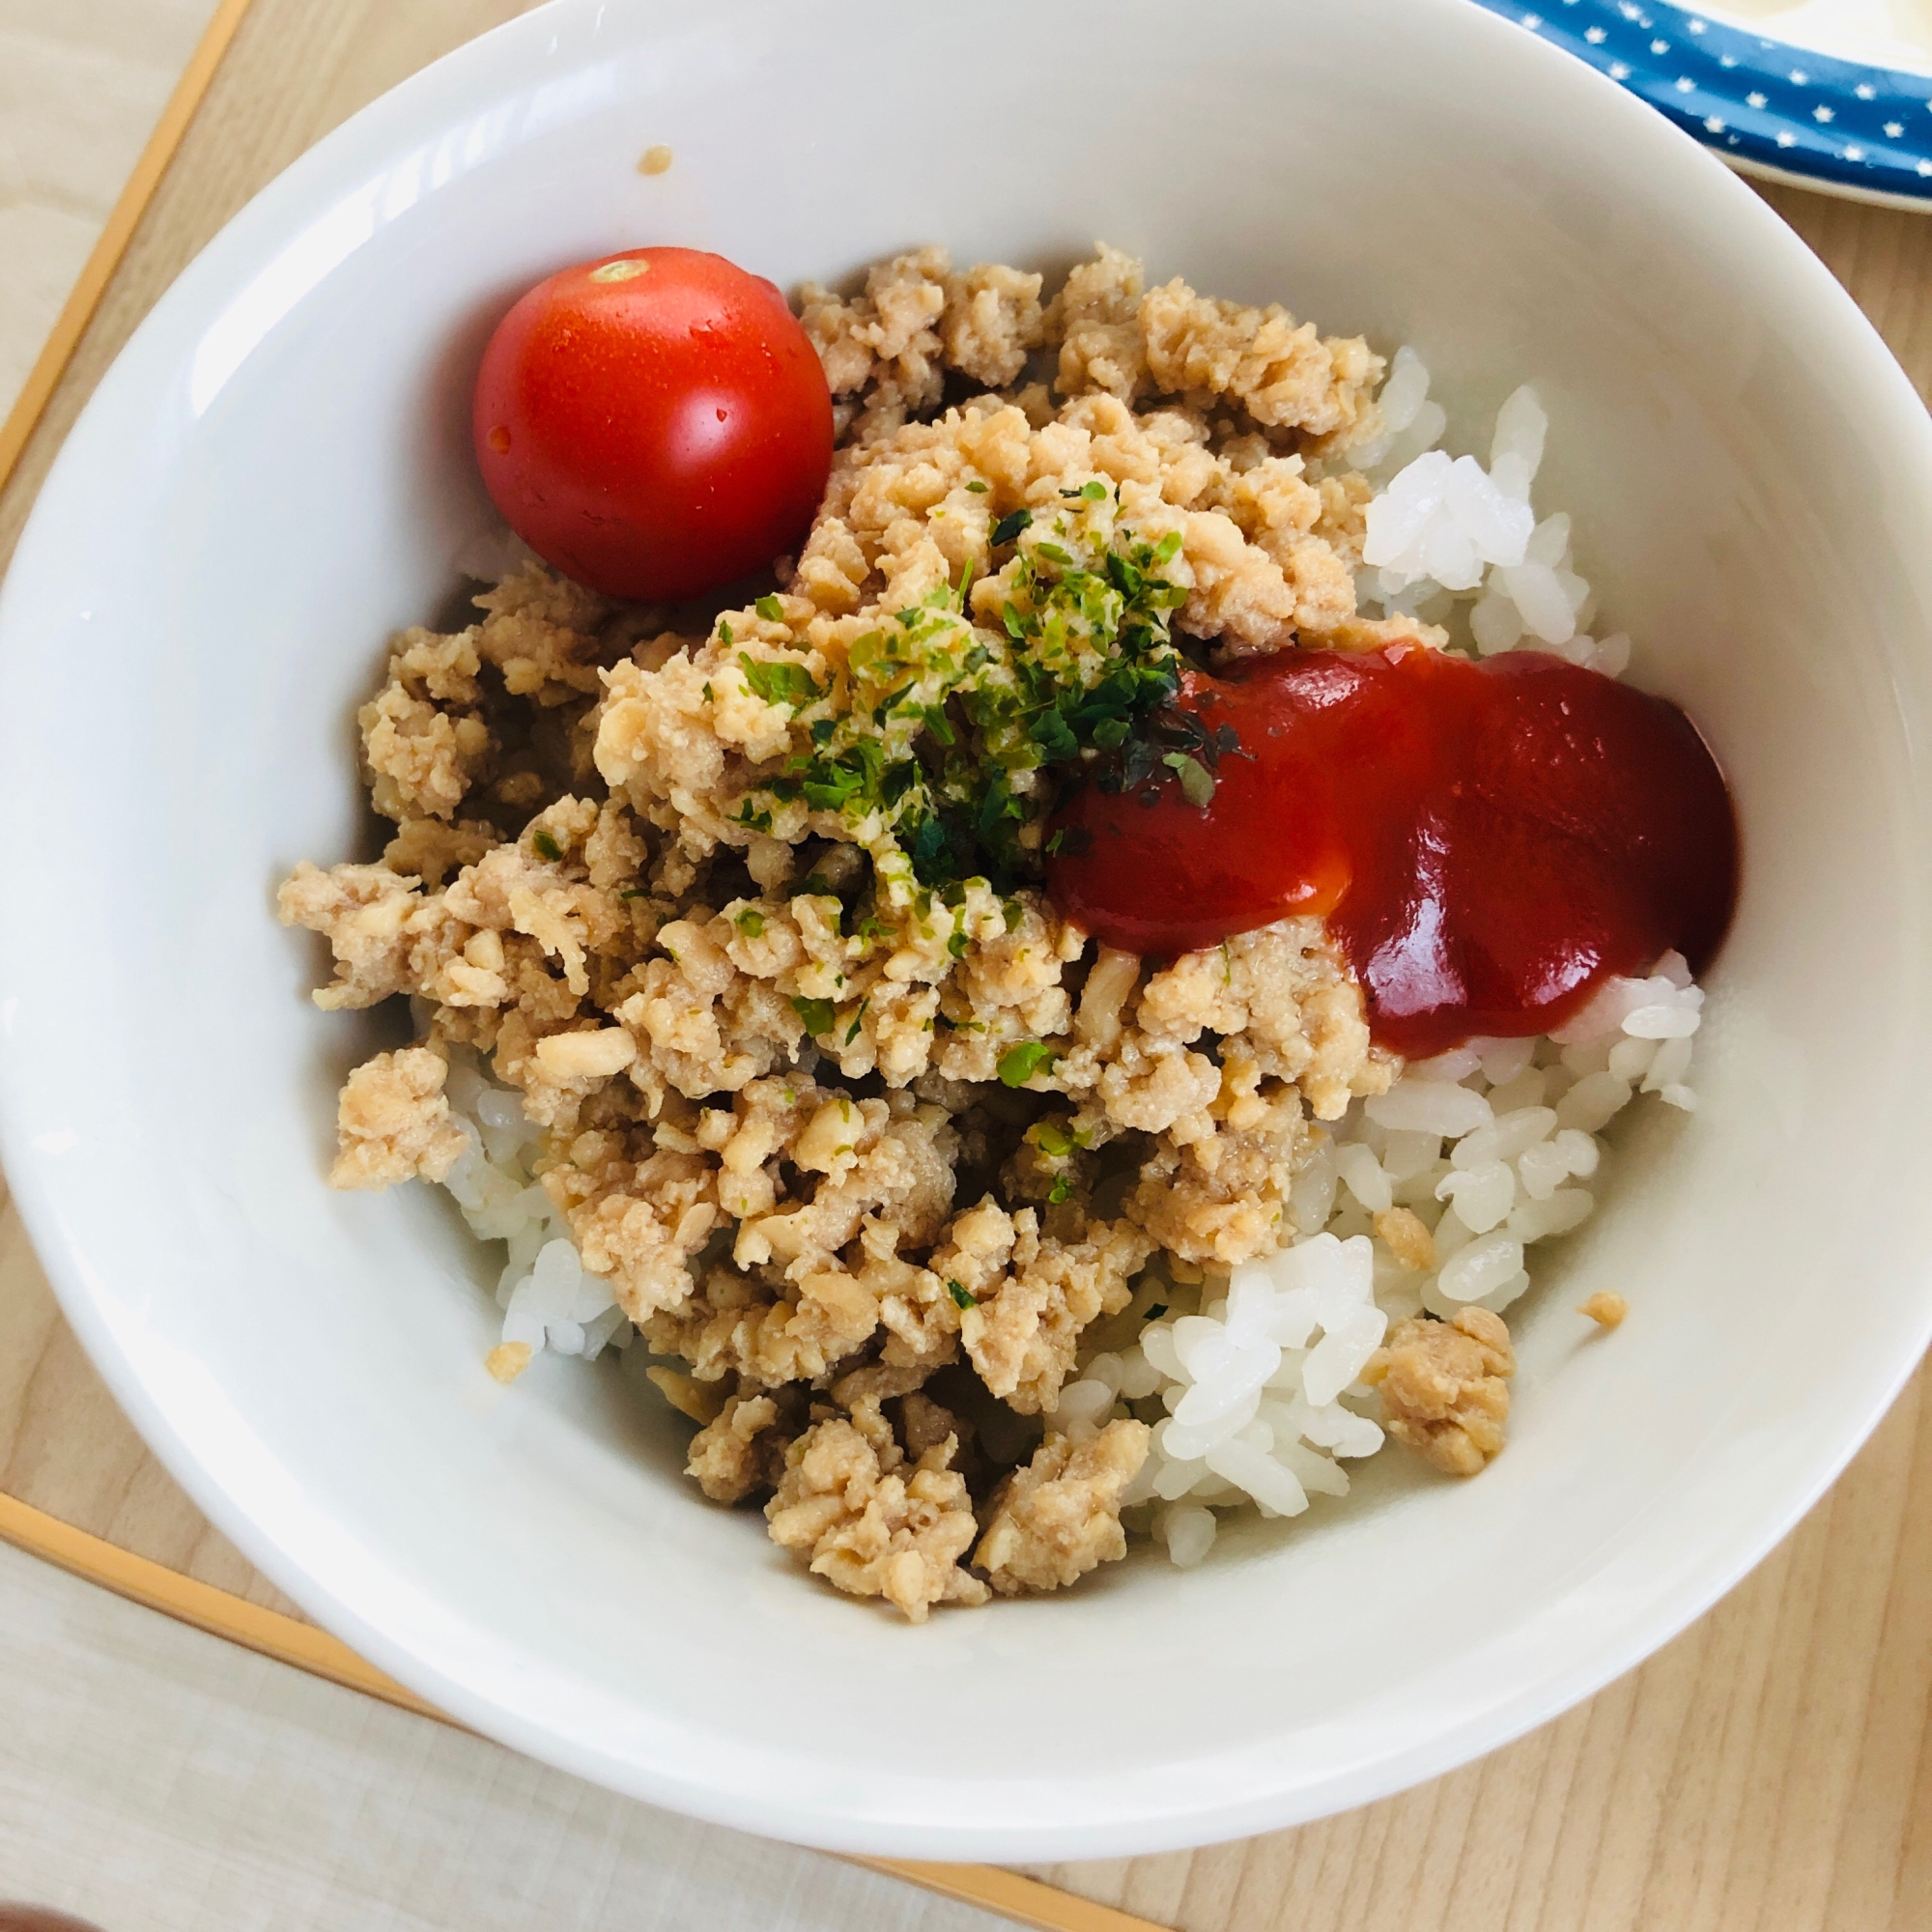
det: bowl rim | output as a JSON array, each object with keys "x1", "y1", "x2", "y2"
[{"x1": 4, "y1": 0, "x2": 1932, "y2": 1860}]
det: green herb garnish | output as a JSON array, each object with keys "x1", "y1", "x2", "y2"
[
  {"x1": 530, "y1": 829, "x2": 563, "y2": 862},
  {"x1": 733, "y1": 907, "x2": 765, "y2": 938},
  {"x1": 997, "y1": 1040, "x2": 1060, "y2": 1088},
  {"x1": 948, "y1": 1279, "x2": 977, "y2": 1310},
  {"x1": 990, "y1": 507, "x2": 1033, "y2": 546},
  {"x1": 1163, "y1": 752, "x2": 1216, "y2": 809},
  {"x1": 790, "y1": 996, "x2": 836, "y2": 1037},
  {"x1": 739, "y1": 653, "x2": 823, "y2": 711},
  {"x1": 754, "y1": 593, "x2": 784, "y2": 621},
  {"x1": 722, "y1": 523, "x2": 1187, "y2": 898}
]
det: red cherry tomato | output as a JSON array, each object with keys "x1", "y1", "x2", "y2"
[{"x1": 472, "y1": 246, "x2": 834, "y2": 601}]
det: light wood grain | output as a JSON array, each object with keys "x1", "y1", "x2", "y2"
[
  {"x1": 0, "y1": 3, "x2": 1929, "y2": 1928},
  {"x1": 1759, "y1": 183, "x2": 1932, "y2": 397},
  {"x1": 0, "y1": 0, "x2": 258, "y2": 485},
  {"x1": 0, "y1": 0, "x2": 226, "y2": 414}
]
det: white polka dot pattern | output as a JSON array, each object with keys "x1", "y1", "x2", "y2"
[{"x1": 1468, "y1": 0, "x2": 1932, "y2": 203}]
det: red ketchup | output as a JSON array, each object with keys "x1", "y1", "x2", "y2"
[{"x1": 1046, "y1": 645, "x2": 1739, "y2": 1058}]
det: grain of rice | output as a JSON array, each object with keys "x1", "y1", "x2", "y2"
[
  {"x1": 1489, "y1": 384, "x2": 1548, "y2": 490},
  {"x1": 1380, "y1": 1129, "x2": 1442, "y2": 1182},
  {"x1": 1378, "y1": 345, "x2": 1431, "y2": 434},
  {"x1": 1642, "y1": 1035, "x2": 1695, "y2": 1092},
  {"x1": 1478, "y1": 1037, "x2": 1538, "y2": 1086},
  {"x1": 1453, "y1": 1106, "x2": 1558, "y2": 1168},
  {"x1": 1499, "y1": 561, "x2": 1577, "y2": 644},
  {"x1": 1206, "y1": 1438, "x2": 1309, "y2": 1518},
  {"x1": 1337, "y1": 1142, "x2": 1394, "y2": 1213},
  {"x1": 1470, "y1": 589, "x2": 1523, "y2": 656},
  {"x1": 1485, "y1": 1066, "x2": 1548, "y2": 1114},
  {"x1": 1408, "y1": 1044, "x2": 1484, "y2": 1082},
  {"x1": 1435, "y1": 1159, "x2": 1516, "y2": 1234},
  {"x1": 1366, "y1": 1080, "x2": 1494, "y2": 1137},
  {"x1": 1433, "y1": 1204, "x2": 1477, "y2": 1264},
  {"x1": 1507, "y1": 1189, "x2": 1594, "y2": 1241},
  {"x1": 1276, "y1": 1436, "x2": 1352, "y2": 1496},
  {"x1": 1526, "y1": 512, "x2": 1572, "y2": 567},
  {"x1": 1050, "y1": 1379, "x2": 1117, "y2": 1431},
  {"x1": 1517, "y1": 1130, "x2": 1597, "y2": 1200},
  {"x1": 1437, "y1": 1234, "x2": 1526, "y2": 1302},
  {"x1": 1594, "y1": 632, "x2": 1633, "y2": 676},
  {"x1": 1622, "y1": 1003, "x2": 1702, "y2": 1039},
  {"x1": 1159, "y1": 1505, "x2": 1218, "y2": 1568},
  {"x1": 1083, "y1": 1353, "x2": 1125, "y2": 1396},
  {"x1": 1607, "y1": 1035, "x2": 1659, "y2": 1083},
  {"x1": 1555, "y1": 1072, "x2": 1634, "y2": 1132}
]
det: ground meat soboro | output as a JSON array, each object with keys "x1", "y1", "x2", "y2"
[
  {"x1": 283, "y1": 245, "x2": 1431, "y2": 1622},
  {"x1": 1364, "y1": 1307, "x2": 1516, "y2": 1477}
]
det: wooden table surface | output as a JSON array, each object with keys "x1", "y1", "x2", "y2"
[
  {"x1": 0, "y1": 0, "x2": 225, "y2": 416},
  {"x1": 2, "y1": 5, "x2": 1931, "y2": 1929}
]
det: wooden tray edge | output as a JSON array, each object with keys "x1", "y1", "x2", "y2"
[
  {"x1": 0, "y1": 1492, "x2": 1155, "y2": 1931},
  {"x1": 0, "y1": 0, "x2": 258, "y2": 486},
  {"x1": 0, "y1": 1490, "x2": 441, "y2": 1717}
]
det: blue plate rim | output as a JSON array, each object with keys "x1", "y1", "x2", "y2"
[{"x1": 1469, "y1": 0, "x2": 1932, "y2": 206}]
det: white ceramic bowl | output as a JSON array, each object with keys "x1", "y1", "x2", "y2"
[{"x1": 3, "y1": 0, "x2": 1931, "y2": 1862}]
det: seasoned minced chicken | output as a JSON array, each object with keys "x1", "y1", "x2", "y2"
[
  {"x1": 281, "y1": 244, "x2": 1489, "y2": 1620},
  {"x1": 1363, "y1": 1306, "x2": 1517, "y2": 1478}
]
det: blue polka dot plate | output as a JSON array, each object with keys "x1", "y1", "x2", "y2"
[{"x1": 1468, "y1": 1, "x2": 1932, "y2": 207}]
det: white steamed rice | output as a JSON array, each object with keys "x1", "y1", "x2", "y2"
[{"x1": 1352, "y1": 348, "x2": 1630, "y2": 676}]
